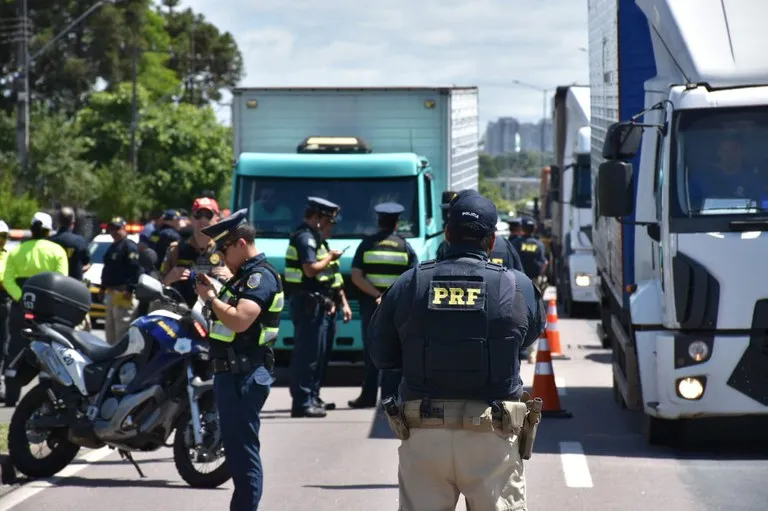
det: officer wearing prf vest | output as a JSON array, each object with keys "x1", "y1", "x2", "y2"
[
  {"x1": 284, "y1": 197, "x2": 352, "y2": 418},
  {"x1": 348, "y1": 202, "x2": 417, "y2": 409},
  {"x1": 193, "y1": 208, "x2": 284, "y2": 511},
  {"x1": 436, "y1": 190, "x2": 524, "y2": 272},
  {"x1": 161, "y1": 197, "x2": 229, "y2": 308},
  {"x1": 510, "y1": 216, "x2": 548, "y2": 290},
  {"x1": 369, "y1": 192, "x2": 546, "y2": 511}
]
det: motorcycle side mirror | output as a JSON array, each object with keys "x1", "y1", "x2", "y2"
[{"x1": 136, "y1": 274, "x2": 164, "y2": 301}]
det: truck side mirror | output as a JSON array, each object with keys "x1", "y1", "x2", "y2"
[
  {"x1": 602, "y1": 121, "x2": 643, "y2": 160},
  {"x1": 596, "y1": 160, "x2": 634, "y2": 218}
]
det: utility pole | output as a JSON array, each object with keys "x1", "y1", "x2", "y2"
[
  {"x1": 130, "y1": 44, "x2": 138, "y2": 172},
  {"x1": 15, "y1": 0, "x2": 29, "y2": 175}
]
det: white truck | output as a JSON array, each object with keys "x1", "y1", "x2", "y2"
[
  {"x1": 549, "y1": 85, "x2": 599, "y2": 319},
  {"x1": 589, "y1": 0, "x2": 768, "y2": 445}
]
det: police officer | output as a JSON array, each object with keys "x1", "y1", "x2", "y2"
[
  {"x1": 0, "y1": 221, "x2": 11, "y2": 400},
  {"x1": 348, "y1": 202, "x2": 417, "y2": 409},
  {"x1": 284, "y1": 197, "x2": 347, "y2": 418},
  {"x1": 369, "y1": 193, "x2": 545, "y2": 510},
  {"x1": 161, "y1": 197, "x2": 228, "y2": 307},
  {"x1": 510, "y1": 216, "x2": 548, "y2": 291},
  {"x1": 193, "y1": 209, "x2": 283, "y2": 511},
  {"x1": 3, "y1": 212, "x2": 69, "y2": 406},
  {"x1": 154, "y1": 209, "x2": 183, "y2": 269},
  {"x1": 508, "y1": 217, "x2": 523, "y2": 241},
  {"x1": 100, "y1": 217, "x2": 142, "y2": 345},
  {"x1": 51, "y1": 207, "x2": 92, "y2": 330},
  {"x1": 436, "y1": 190, "x2": 523, "y2": 272}
]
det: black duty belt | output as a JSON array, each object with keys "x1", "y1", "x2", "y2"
[{"x1": 211, "y1": 348, "x2": 274, "y2": 375}]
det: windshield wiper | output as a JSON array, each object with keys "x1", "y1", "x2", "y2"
[{"x1": 728, "y1": 217, "x2": 768, "y2": 231}]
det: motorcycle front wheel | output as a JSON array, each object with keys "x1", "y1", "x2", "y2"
[
  {"x1": 9, "y1": 385, "x2": 81, "y2": 478},
  {"x1": 172, "y1": 400, "x2": 230, "y2": 488}
]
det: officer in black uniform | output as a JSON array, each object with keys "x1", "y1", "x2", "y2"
[
  {"x1": 101, "y1": 217, "x2": 143, "y2": 344},
  {"x1": 154, "y1": 209, "x2": 183, "y2": 269},
  {"x1": 369, "y1": 192, "x2": 545, "y2": 510},
  {"x1": 194, "y1": 209, "x2": 283, "y2": 511},
  {"x1": 508, "y1": 217, "x2": 523, "y2": 242},
  {"x1": 284, "y1": 197, "x2": 345, "y2": 418},
  {"x1": 50, "y1": 207, "x2": 91, "y2": 282},
  {"x1": 436, "y1": 190, "x2": 523, "y2": 272},
  {"x1": 348, "y1": 202, "x2": 417, "y2": 409},
  {"x1": 510, "y1": 216, "x2": 548, "y2": 286}
]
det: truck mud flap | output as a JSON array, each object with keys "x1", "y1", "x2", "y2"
[{"x1": 610, "y1": 315, "x2": 642, "y2": 409}]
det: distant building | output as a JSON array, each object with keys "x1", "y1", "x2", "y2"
[{"x1": 483, "y1": 117, "x2": 552, "y2": 155}]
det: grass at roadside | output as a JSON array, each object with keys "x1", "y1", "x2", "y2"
[{"x1": 0, "y1": 423, "x2": 8, "y2": 453}]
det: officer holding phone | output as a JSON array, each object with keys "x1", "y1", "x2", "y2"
[{"x1": 349, "y1": 202, "x2": 417, "y2": 408}]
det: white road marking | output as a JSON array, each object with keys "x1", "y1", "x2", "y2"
[
  {"x1": 0, "y1": 447, "x2": 113, "y2": 510},
  {"x1": 558, "y1": 441, "x2": 593, "y2": 488},
  {"x1": 556, "y1": 377, "x2": 567, "y2": 396}
]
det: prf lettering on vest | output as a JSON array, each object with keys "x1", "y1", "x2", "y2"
[
  {"x1": 521, "y1": 242, "x2": 538, "y2": 252},
  {"x1": 428, "y1": 280, "x2": 487, "y2": 311}
]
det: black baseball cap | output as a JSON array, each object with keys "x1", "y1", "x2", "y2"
[{"x1": 447, "y1": 193, "x2": 498, "y2": 238}]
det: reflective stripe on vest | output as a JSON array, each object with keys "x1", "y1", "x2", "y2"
[
  {"x1": 362, "y1": 250, "x2": 409, "y2": 266},
  {"x1": 367, "y1": 274, "x2": 398, "y2": 288},
  {"x1": 360, "y1": 236, "x2": 410, "y2": 291},
  {"x1": 284, "y1": 237, "x2": 334, "y2": 285},
  {"x1": 209, "y1": 288, "x2": 236, "y2": 342},
  {"x1": 209, "y1": 288, "x2": 286, "y2": 346}
]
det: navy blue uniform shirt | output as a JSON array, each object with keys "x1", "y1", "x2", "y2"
[
  {"x1": 155, "y1": 226, "x2": 181, "y2": 268},
  {"x1": 436, "y1": 234, "x2": 523, "y2": 272},
  {"x1": 235, "y1": 254, "x2": 281, "y2": 310},
  {"x1": 50, "y1": 229, "x2": 90, "y2": 281},
  {"x1": 101, "y1": 237, "x2": 143, "y2": 290},
  {"x1": 368, "y1": 245, "x2": 545, "y2": 399}
]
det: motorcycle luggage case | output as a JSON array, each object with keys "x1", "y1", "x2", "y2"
[{"x1": 21, "y1": 272, "x2": 91, "y2": 328}]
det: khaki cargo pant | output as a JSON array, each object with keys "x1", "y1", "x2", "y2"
[
  {"x1": 397, "y1": 400, "x2": 527, "y2": 511},
  {"x1": 104, "y1": 291, "x2": 137, "y2": 345}
]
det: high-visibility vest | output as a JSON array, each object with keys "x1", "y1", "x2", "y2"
[
  {"x1": 360, "y1": 233, "x2": 410, "y2": 291},
  {"x1": 284, "y1": 226, "x2": 338, "y2": 295}
]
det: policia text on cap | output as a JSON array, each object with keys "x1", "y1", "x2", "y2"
[{"x1": 369, "y1": 192, "x2": 546, "y2": 511}]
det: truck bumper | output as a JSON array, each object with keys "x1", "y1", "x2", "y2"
[
  {"x1": 568, "y1": 253, "x2": 598, "y2": 303},
  {"x1": 635, "y1": 330, "x2": 768, "y2": 419}
]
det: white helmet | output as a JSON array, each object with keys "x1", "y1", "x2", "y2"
[{"x1": 0, "y1": 221, "x2": 8, "y2": 234}]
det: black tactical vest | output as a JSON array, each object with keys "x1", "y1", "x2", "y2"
[
  {"x1": 359, "y1": 233, "x2": 410, "y2": 291},
  {"x1": 401, "y1": 257, "x2": 525, "y2": 401},
  {"x1": 170, "y1": 240, "x2": 226, "y2": 307},
  {"x1": 284, "y1": 225, "x2": 337, "y2": 297},
  {"x1": 209, "y1": 259, "x2": 284, "y2": 360},
  {"x1": 514, "y1": 236, "x2": 544, "y2": 279}
]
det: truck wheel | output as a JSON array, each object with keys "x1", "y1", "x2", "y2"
[{"x1": 644, "y1": 415, "x2": 683, "y2": 447}]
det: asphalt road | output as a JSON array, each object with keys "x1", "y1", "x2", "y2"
[{"x1": 1, "y1": 312, "x2": 768, "y2": 510}]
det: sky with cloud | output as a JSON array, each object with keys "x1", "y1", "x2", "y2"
[{"x1": 180, "y1": 0, "x2": 590, "y2": 129}]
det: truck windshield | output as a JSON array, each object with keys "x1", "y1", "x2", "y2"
[
  {"x1": 571, "y1": 163, "x2": 592, "y2": 208},
  {"x1": 236, "y1": 176, "x2": 420, "y2": 238},
  {"x1": 672, "y1": 107, "x2": 768, "y2": 217}
]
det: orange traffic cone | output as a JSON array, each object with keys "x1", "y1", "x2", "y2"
[
  {"x1": 547, "y1": 299, "x2": 568, "y2": 360},
  {"x1": 531, "y1": 330, "x2": 572, "y2": 418}
]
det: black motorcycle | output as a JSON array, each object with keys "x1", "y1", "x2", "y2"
[{"x1": 7, "y1": 272, "x2": 230, "y2": 487}]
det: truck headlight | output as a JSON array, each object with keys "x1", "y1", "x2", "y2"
[
  {"x1": 574, "y1": 273, "x2": 591, "y2": 287},
  {"x1": 676, "y1": 377, "x2": 705, "y2": 400},
  {"x1": 687, "y1": 340, "x2": 710, "y2": 362}
]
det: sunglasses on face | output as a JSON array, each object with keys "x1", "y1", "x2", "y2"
[{"x1": 193, "y1": 210, "x2": 214, "y2": 220}]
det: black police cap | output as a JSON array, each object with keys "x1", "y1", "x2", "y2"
[
  {"x1": 447, "y1": 193, "x2": 497, "y2": 237},
  {"x1": 201, "y1": 208, "x2": 249, "y2": 250},
  {"x1": 374, "y1": 202, "x2": 405, "y2": 219},
  {"x1": 441, "y1": 189, "x2": 481, "y2": 210}
]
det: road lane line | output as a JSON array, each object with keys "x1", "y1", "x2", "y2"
[
  {"x1": 0, "y1": 447, "x2": 113, "y2": 510},
  {"x1": 558, "y1": 441, "x2": 593, "y2": 488},
  {"x1": 556, "y1": 377, "x2": 567, "y2": 396}
]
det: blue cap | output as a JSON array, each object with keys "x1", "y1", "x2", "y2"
[
  {"x1": 521, "y1": 216, "x2": 536, "y2": 229},
  {"x1": 507, "y1": 217, "x2": 522, "y2": 227},
  {"x1": 307, "y1": 197, "x2": 341, "y2": 216},
  {"x1": 447, "y1": 193, "x2": 497, "y2": 237},
  {"x1": 108, "y1": 216, "x2": 126, "y2": 228},
  {"x1": 201, "y1": 208, "x2": 249, "y2": 250},
  {"x1": 163, "y1": 209, "x2": 181, "y2": 221},
  {"x1": 374, "y1": 202, "x2": 405, "y2": 217},
  {"x1": 441, "y1": 189, "x2": 480, "y2": 210}
]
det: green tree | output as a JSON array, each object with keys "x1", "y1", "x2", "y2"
[
  {"x1": 160, "y1": 4, "x2": 244, "y2": 105},
  {"x1": 0, "y1": 154, "x2": 39, "y2": 226},
  {"x1": 78, "y1": 82, "x2": 233, "y2": 213},
  {"x1": 479, "y1": 153, "x2": 499, "y2": 178}
]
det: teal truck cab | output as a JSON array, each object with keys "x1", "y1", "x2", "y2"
[{"x1": 229, "y1": 87, "x2": 480, "y2": 365}]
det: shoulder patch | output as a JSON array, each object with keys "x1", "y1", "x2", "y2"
[
  {"x1": 209, "y1": 252, "x2": 221, "y2": 265},
  {"x1": 428, "y1": 280, "x2": 486, "y2": 311},
  {"x1": 485, "y1": 261, "x2": 504, "y2": 271},
  {"x1": 418, "y1": 259, "x2": 437, "y2": 269},
  {"x1": 247, "y1": 272, "x2": 262, "y2": 289},
  {"x1": 307, "y1": 237, "x2": 316, "y2": 248},
  {"x1": 128, "y1": 252, "x2": 139, "y2": 260}
]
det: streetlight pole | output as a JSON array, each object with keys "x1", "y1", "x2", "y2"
[
  {"x1": 13, "y1": 0, "x2": 115, "y2": 173},
  {"x1": 512, "y1": 80, "x2": 548, "y2": 167}
]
